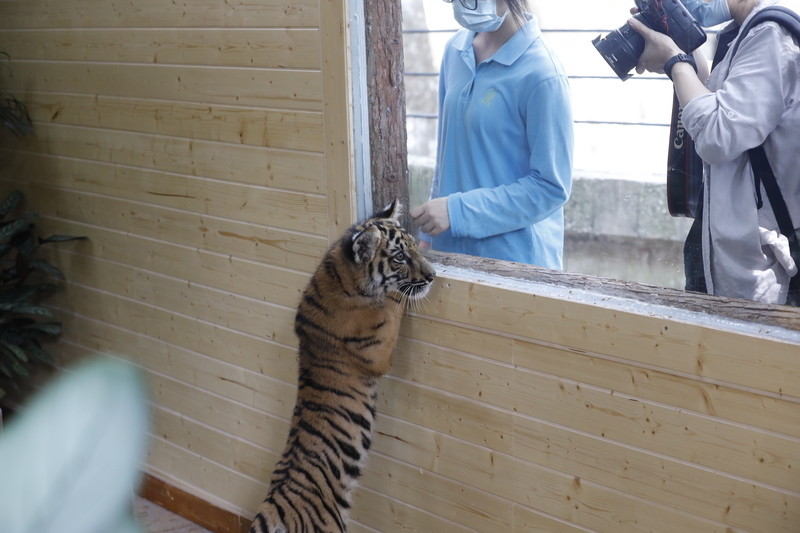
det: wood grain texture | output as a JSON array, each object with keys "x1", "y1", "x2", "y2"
[
  {"x1": 2, "y1": 179, "x2": 329, "y2": 238},
  {"x1": 0, "y1": 0, "x2": 319, "y2": 29},
  {"x1": 421, "y1": 257, "x2": 800, "y2": 399},
  {"x1": 319, "y1": 0, "x2": 356, "y2": 239},
  {"x1": 13, "y1": 130, "x2": 325, "y2": 194},
  {"x1": 1, "y1": 28, "x2": 321, "y2": 69},
  {"x1": 400, "y1": 317, "x2": 800, "y2": 438},
  {"x1": 6, "y1": 61, "x2": 322, "y2": 111},
  {"x1": 4, "y1": 0, "x2": 799, "y2": 531},
  {"x1": 24, "y1": 93, "x2": 324, "y2": 152}
]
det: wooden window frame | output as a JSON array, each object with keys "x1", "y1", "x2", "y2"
[{"x1": 361, "y1": 0, "x2": 800, "y2": 333}]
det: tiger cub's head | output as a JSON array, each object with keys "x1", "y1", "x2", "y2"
[{"x1": 343, "y1": 200, "x2": 435, "y2": 301}]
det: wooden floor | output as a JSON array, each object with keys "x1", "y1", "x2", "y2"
[{"x1": 134, "y1": 497, "x2": 213, "y2": 533}]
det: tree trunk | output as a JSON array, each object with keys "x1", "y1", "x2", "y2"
[{"x1": 364, "y1": 0, "x2": 410, "y2": 228}]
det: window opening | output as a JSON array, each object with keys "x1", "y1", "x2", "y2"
[
  {"x1": 402, "y1": 0, "x2": 714, "y2": 289},
  {"x1": 357, "y1": 0, "x2": 800, "y2": 330}
]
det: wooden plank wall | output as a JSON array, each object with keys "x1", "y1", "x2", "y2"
[
  {"x1": 0, "y1": 0, "x2": 331, "y2": 517},
  {"x1": 1, "y1": 1, "x2": 799, "y2": 533}
]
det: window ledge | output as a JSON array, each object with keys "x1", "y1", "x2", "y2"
[{"x1": 425, "y1": 250, "x2": 800, "y2": 337}]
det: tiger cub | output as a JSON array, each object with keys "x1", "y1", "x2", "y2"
[{"x1": 250, "y1": 200, "x2": 435, "y2": 533}]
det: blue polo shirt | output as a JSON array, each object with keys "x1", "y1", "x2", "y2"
[{"x1": 426, "y1": 15, "x2": 573, "y2": 268}]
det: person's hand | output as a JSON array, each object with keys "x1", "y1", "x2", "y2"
[
  {"x1": 418, "y1": 240, "x2": 431, "y2": 251},
  {"x1": 411, "y1": 197, "x2": 450, "y2": 237},
  {"x1": 628, "y1": 17, "x2": 683, "y2": 75}
]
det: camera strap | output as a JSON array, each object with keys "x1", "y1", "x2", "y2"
[
  {"x1": 666, "y1": 24, "x2": 737, "y2": 219},
  {"x1": 731, "y1": 6, "x2": 800, "y2": 301}
]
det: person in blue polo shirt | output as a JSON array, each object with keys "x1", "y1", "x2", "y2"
[{"x1": 411, "y1": 0, "x2": 573, "y2": 268}]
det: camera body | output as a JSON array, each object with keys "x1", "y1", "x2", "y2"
[{"x1": 592, "y1": 0, "x2": 707, "y2": 80}]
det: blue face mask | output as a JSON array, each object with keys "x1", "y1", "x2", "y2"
[
  {"x1": 452, "y1": 0, "x2": 508, "y2": 33},
  {"x1": 681, "y1": 0, "x2": 732, "y2": 27}
]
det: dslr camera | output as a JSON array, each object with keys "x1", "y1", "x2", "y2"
[{"x1": 592, "y1": 0, "x2": 707, "y2": 80}]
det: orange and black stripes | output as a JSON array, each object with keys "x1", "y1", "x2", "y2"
[{"x1": 249, "y1": 201, "x2": 434, "y2": 533}]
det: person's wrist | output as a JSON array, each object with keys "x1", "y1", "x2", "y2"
[
  {"x1": 669, "y1": 61, "x2": 697, "y2": 80},
  {"x1": 664, "y1": 53, "x2": 697, "y2": 81}
]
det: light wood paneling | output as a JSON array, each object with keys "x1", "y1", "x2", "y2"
[
  {"x1": 3, "y1": 0, "x2": 799, "y2": 532},
  {"x1": 39, "y1": 196, "x2": 327, "y2": 272},
  {"x1": 1, "y1": 29, "x2": 321, "y2": 69},
  {"x1": 350, "y1": 487, "x2": 481, "y2": 533},
  {"x1": 2, "y1": 180, "x2": 329, "y2": 240},
  {"x1": 147, "y1": 435, "x2": 267, "y2": 515},
  {"x1": 61, "y1": 266, "x2": 296, "y2": 347},
  {"x1": 50, "y1": 281, "x2": 298, "y2": 364},
  {"x1": 374, "y1": 408, "x2": 795, "y2": 532},
  {"x1": 402, "y1": 315, "x2": 800, "y2": 438},
  {"x1": 151, "y1": 407, "x2": 281, "y2": 482},
  {"x1": 7, "y1": 61, "x2": 322, "y2": 111},
  {"x1": 23, "y1": 93, "x2": 324, "y2": 151},
  {"x1": 390, "y1": 337, "x2": 800, "y2": 493},
  {"x1": 15, "y1": 136, "x2": 325, "y2": 196},
  {"x1": 365, "y1": 450, "x2": 725, "y2": 533},
  {"x1": 420, "y1": 274, "x2": 800, "y2": 398},
  {"x1": 40, "y1": 221, "x2": 313, "y2": 305},
  {"x1": 0, "y1": 0, "x2": 319, "y2": 29},
  {"x1": 511, "y1": 505, "x2": 595, "y2": 533},
  {"x1": 13, "y1": 156, "x2": 326, "y2": 233},
  {"x1": 362, "y1": 452, "x2": 514, "y2": 532},
  {"x1": 56, "y1": 340, "x2": 293, "y2": 455},
  {"x1": 319, "y1": 0, "x2": 357, "y2": 238}
]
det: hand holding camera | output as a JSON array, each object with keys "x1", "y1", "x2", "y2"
[
  {"x1": 627, "y1": 17, "x2": 684, "y2": 75},
  {"x1": 592, "y1": 0, "x2": 707, "y2": 80}
]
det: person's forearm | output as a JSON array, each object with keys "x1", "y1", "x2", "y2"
[{"x1": 671, "y1": 62, "x2": 712, "y2": 107}]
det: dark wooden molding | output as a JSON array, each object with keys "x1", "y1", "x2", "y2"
[
  {"x1": 427, "y1": 250, "x2": 800, "y2": 333},
  {"x1": 139, "y1": 473, "x2": 251, "y2": 533},
  {"x1": 364, "y1": 0, "x2": 411, "y2": 228}
]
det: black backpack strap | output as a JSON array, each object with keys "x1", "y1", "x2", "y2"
[
  {"x1": 749, "y1": 146, "x2": 800, "y2": 301},
  {"x1": 731, "y1": 7, "x2": 800, "y2": 303}
]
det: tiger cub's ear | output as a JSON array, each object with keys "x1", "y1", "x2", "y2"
[
  {"x1": 351, "y1": 226, "x2": 381, "y2": 264},
  {"x1": 373, "y1": 199, "x2": 402, "y2": 221}
]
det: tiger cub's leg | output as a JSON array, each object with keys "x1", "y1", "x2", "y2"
[{"x1": 249, "y1": 509, "x2": 285, "y2": 533}]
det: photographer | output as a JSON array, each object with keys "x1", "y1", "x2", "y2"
[{"x1": 630, "y1": 0, "x2": 800, "y2": 305}]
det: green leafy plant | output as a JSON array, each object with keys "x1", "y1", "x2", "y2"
[
  {"x1": 0, "y1": 190, "x2": 84, "y2": 398},
  {"x1": 0, "y1": 54, "x2": 81, "y2": 401},
  {"x1": 0, "y1": 52, "x2": 33, "y2": 138}
]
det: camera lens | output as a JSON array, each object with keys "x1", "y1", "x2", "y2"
[{"x1": 592, "y1": 20, "x2": 646, "y2": 81}]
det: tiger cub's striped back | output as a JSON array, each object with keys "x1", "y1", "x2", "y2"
[{"x1": 250, "y1": 200, "x2": 435, "y2": 533}]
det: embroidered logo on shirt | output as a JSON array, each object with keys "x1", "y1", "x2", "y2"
[{"x1": 481, "y1": 88, "x2": 497, "y2": 106}]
